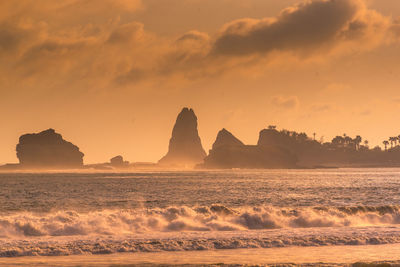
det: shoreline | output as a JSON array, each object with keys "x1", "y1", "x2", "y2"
[{"x1": 0, "y1": 244, "x2": 399, "y2": 266}]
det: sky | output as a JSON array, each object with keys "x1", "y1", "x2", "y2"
[{"x1": 1, "y1": 0, "x2": 400, "y2": 164}]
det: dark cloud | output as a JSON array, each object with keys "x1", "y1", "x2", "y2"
[
  {"x1": 390, "y1": 18, "x2": 400, "y2": 38},
  {"x1": 211, "y1": 0, "x2": 377, "y2": 56},
  {"x1": 23, "y1": 40, "x2": 88, "y2": 60},
  {"x1": 0, "y1": 22, "x2": 43, "y2": 54},
  {"x1": 0, "y1": 26, "x2": 22, "y2": 51},
  {"x1": 107, "y1": 22, "x2": 144, "y2": 44},
  {"x1": 176, "y1": 31, "x2": 209, "y2": 43},
  {"x1": 0, "y1": 0, "x2": 395, "y2": 88}
]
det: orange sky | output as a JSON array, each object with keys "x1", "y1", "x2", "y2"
[{"x1": 1, "y1": 0, "x2": 400, "y2": 164}]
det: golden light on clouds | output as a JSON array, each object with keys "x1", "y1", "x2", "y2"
[{"x1": 1, "y1": 0, "x2": 400, "y2": 163}]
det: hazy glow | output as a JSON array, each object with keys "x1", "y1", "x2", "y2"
[{"x1": 1, "y1": 0, "x2": 400, "y2": 164}]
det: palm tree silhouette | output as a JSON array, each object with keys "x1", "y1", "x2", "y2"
[
  {"x1": 389, "y1": 137, "x2": 396, "y2": 149},
  {"x1": 354, "y1": 135, "x2": 362, "y2": 150},
  {"x1": 344, "y1": 136, "x2": 352, "y2": 147},
  {"x1": 383, "y1": 140, "x2": 389, "y2": 151}
]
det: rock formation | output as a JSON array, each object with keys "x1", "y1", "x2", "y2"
[
  {"x1": 110, "y1": 155, "x2": 129, "y2": 168},
  {"x1": 159, "y1": 107, "x2": 206, "y2": 167},
  {"x1": 110, "y1": 155, "x2": 124, "y2": 166},
  {"x1": 258, "y1": 128, "x2": 295, "y2": 149},
  {"x1": 16, "y1": 129, "x2": 84, "y2": 168},
  {"x1": 212, "y1": 128, "x2": 244, "y2": 150},
  {"x1": 200, "y1": 128, "x2": 297, "y2": 169}
]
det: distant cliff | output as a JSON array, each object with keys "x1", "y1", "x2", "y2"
[
  {"x1": 16, "y1": 129, "x2": 84, "y2": 169},
  {"x1": 159, "y1": 108, "x2": 206, "y2": 167},
  {"x1": 200, "y1": 128, "x2": 298, "y2": 169}
]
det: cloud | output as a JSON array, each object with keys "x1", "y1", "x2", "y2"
[
  {"x1": 107, "y1": 22, "x2": 144, "y2": 44},
  {"x1": 390, "y1": 17, "x2": 400, "y2": 40},
  {"x1": 311, "y1": 103, "x2": 333, "y2": 112},
  {"x1": 0, "y1": 21, "x2": 47, "y2": 55},
  {"x1": 0, "y1": 0, "x2": 397, "y2": 90},
  {"x1": 0, "y1": 1, "x2": 142, "y2": 25},
  {"x1": 115, "y1": 0, "x2": 393, "y2": 84},
  {"x1": 211, "y1": 0, "x2": 388, "y2": 56},
  {"x1": 177, "y1": 31, "x2": 210, "y2": 43},
  {"x1": 271, "y1": 95, "x2": 299, "y2": 109}
]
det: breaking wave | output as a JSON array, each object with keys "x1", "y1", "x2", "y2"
[
  {"x1": 0, "y1": 205, "x2": 400, "y2": 238},
  {"x1": 1, "y1": 231, "x2": 400, "y2": 257},
  {"x1": 1, "y1": 205, "x2": 400, "y2": 257}
]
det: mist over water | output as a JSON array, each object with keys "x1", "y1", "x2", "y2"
[{"x1": 1, "y1": 169, "x2": 400, "y2": 260}]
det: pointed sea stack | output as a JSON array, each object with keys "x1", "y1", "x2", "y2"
[
  {"x1": 16, "y1": 129, "x2": 84, "y2": 169},
  {"x1": 159, "y1": 108, "x2": 206, "y2": 167}
]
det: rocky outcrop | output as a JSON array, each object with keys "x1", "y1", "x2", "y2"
[
  {"x1": 110, "y1": 155, "x2": 129, "y2": 168},
  {"x1": 200, "y1": 128, "x2": 297, "y2": 169},
  {"x1": 159, "y1": 108, "x2": 206, "y2": 167},
  {"x1": 212, "y1": 128, "x2": 244, "y2": 150},
  {"x1": 16, "y1": 129, "x2": 84, "y2": 168},
  {"x1": 258, "y1": 128, "x2": 295, "y2": 149},
  {"x1": 110, "y1": 155, "x2": 124, "y2": 166}
]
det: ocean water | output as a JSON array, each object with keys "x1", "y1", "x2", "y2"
[{"x1": 0, "y1": 168, "x2": 400, "y2": 266}]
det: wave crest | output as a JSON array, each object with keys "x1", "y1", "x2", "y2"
[{"x1": 0, "y1": 205, "x2": 399, "y2": 238}]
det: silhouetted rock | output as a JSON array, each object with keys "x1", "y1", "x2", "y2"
[
  {"x1": 16, "y1": 129, "x2": 84, "y2": 169},
  {"x1": 200, "y1": 128, "x2": 297, "y2": 169},
  {"x1": 212, "y1": 128, "x2": 244, "y2": 150},
  {"x1": 0, "y1": 164, "x2": 20, "y2": 171},
  {"x1": 110, "y1": 155, "x2": 129, "y2": 168},
  {"x1": 258, "y1": 128, "x2": 294, "y2": 148},
  {"x1": 110, "y1": 155, "x2": 124, "y2": 165},
  {"x1": 159, "y1": 107, "x2": 206, "y2": 167}
]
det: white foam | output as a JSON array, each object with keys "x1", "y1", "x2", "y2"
[
  {"x1": 0, "y1": 205, "x2": 400, "y2": 257},
  {"x1": 0, "y1": 205, "x2": 400, "y2": 238}
]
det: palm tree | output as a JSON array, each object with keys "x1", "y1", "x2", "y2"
[
  {"x1": 389, "y1": 137, "x2": 396, "y2": 149},
  {"x1": 298, "y1": 133, "x2": 308, "y2": 142},
  {"x1": 354, "y1": 135, "x2": 362, "y2": 150},
  {"x1": 344, "y1": 136, "x2": 353, "y2": 147},
  {"x1": 383, "y1": 140, "x2": 389, "y2": 151},
  {"x1": 332, "y1": 136, "x2": 345, "y2": 148},
  {"x1": 364, "y1": 140, "x2": 369, "y2": 148}
]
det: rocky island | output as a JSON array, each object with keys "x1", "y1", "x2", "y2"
[{"x1": 15, "y1": 129, "x2": 84, "y2": 169}]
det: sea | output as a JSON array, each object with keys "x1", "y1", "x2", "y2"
[{"x1": 0, "y1": 168, "x2": 400, "y2": 266}]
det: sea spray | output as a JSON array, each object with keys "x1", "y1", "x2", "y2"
[{"x1": 0, "y1": 205, "x2": 400, "y2": 238}]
